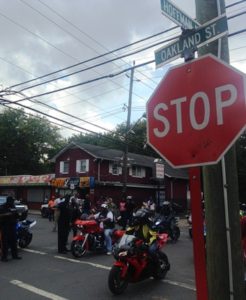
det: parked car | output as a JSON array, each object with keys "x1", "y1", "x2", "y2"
[
  {"x1": 40, "y1": 203, "x2": 49, "y2": 218},
  {"x1": 0, "y1": 196, "x2": 28, "y2": 220}
]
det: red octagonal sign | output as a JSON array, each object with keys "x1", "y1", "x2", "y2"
[{"x1": 147, "y1": 54, "x2": 246, "y2": 168}]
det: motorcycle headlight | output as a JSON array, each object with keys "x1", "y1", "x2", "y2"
[{"x1": 119, "y1": 251, "x2": 128, "y2": 257}]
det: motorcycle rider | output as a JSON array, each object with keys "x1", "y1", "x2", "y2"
[
  {"x1": 126, "y1": 208, "x2": 158, "y2": 262},
  {"x1": 0, "y1": 196, "x2": 22, "y2": 262},
  {"x1": 94, "y1": 203, "x2": 115, "y2": 255}
]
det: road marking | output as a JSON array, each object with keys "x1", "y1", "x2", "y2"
[
  {"x1": 10, "y1": 280, "x2": 69, "y2": 300},
  {"x1": 22, "y1": 249, "x2": 47, "y2": 255},
  {"x1": 55, "y1": 255, "x2": 111, "y2": 270},
  {"x1": 162, "y1": 279, "x2": 196, "y2": 291},
  {"x1": 56, "y1": 256, "x2": 195, "y2": 291},
  {"x1": 23, "y1": 249, "x2": 195, "y2": 291}
]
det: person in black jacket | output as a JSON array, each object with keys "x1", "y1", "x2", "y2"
[
  {"x1": 57, "y1": 195, "x2": 70, "y2": 254},
  {"x1": 0, "y1": 196, "x2": 21, "y2": 262},
  {"x1": 69, "y1": 196, "x2": 81, "y2": 237}
]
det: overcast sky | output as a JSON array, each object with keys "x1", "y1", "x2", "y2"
[{"x1": 0, "y1": 0, "x2": 245, "y2": 138}]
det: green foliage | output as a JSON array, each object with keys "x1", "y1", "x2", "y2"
[
  {"x1": 0, "y1": 108, "x2": 65, "y2": 175},
  {"x1": 68, "y1": 119, "x2": 158, "y2": 157}
]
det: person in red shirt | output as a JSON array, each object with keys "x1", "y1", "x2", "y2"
[{"x1": 119, "y1": 197, "x2": 127, "y2": 229}]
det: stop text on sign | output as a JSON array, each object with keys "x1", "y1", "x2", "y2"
[{"x1": 153, "y1": 84, "x2": 237, "y2": 137}]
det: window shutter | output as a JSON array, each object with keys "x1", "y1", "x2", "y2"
[
  {"x1": 109, "y1": 162, "x2": 112, "y2": 173},
  {"x1": 129, "y1": 167, "x2": 132, "y2": 176},
  {"x1": 76, "y1": 160, "x2": 81, "y2": 173},
  {"x1": 85, "y1": 159, "x2": 89, "y2": 172},
  {"x1": 141, "y1": 167, "x2": 146, "y2": 178},
  {"x1": 119, "y1": 166, "x2": 122, "y2": 175},
  {"x1": 60, "y1": 161, "x2": 64, "y2": 173}
]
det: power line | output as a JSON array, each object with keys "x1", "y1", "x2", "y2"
[
  {"x1": 5, "y1": 1, "x2": 244, "y2": 92},
  {"x1": 5, "y1": 26, "x2": 244, "y2": 106},
  {"x1": 7, "y1": 11, "x2": 245, "y2": 96},
  {"x1": 19, "y1": 0, "x2": 158, "y2": 89},
  {"x1": 0, "y1": 97, "x2": 126, "y2": 144},
  {"x1": 226, "y1": 0, "x2": 246, "y2": 9},
  {"x1": 7, "y1": 25, "x2": 179, "y2": 90},
  {"x1": 8, "y1": 60, "x2": 155, "y2": 104},
  {"x1": 5, "y1": 24, "x2": 246, "y2": 103}
]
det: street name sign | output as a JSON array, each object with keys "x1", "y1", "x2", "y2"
[
  {"x1": 155, "y1": 14, "x2": 228, "y2": 68},
  {"x1": 147, "y1": 54, "x2": 246, "y2": 168},
  {"x1": 160, "y1": 0, "x2": 200, "y2": 29}
]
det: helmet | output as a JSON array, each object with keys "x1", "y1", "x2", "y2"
[
  {"x1": 101, "y1": 203, "x2": 108, "y2": 209},
  {"x1": 130, "y1": 208, "x2": 151, "y2": 226}
]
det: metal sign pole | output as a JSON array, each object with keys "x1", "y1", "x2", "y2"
[{"x1": 189, "y1": 167, "x2": 208, "y2": 300}]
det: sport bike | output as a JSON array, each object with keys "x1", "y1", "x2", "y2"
[
  {"x1": 16, "y1": 219, "x2": 36, "y2": 248},
  {"x1": 108, "y1": 233, "x2": 170, "y2": 295}
]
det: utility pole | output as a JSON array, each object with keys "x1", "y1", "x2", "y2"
[
  {"x1": 195, "y1": 0, "x2": 245, "y2": 299},
  {"x1": 122, "y1": 61, "x2": 135, "y2": 196}
]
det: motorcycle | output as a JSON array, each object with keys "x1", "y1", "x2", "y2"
[
  {"x1": 16, "y1": 219, "x2": 36, "y2": 248},
  {"x1": 108, "y1": 232, "x2": 170, "y2": 295},
  {"x1": 152, "y1": 213, "x2": 180, "y2": 242},
  {"x1": 71, "y1": 219, "x2": 124, "y2": 258}
]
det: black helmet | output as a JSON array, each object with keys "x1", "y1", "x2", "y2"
[{"x1": 130, "y1": 208, "x2": 151, "y2": 226}]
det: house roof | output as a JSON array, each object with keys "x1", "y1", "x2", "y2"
[{"x1": 51, "y1": 142, "x2": 188, "y2": 180}]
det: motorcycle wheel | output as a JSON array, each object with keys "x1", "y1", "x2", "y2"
[
  {"x1": 153, "y1": 252, "x2": 170, "y2": 280},
  {"x1": 170, "y1": 226, "x2": 180, "y2": 242},
  {"x1": 19, "y1": 233, "x2": 32, "y2": 248},
  {"x1": 108, "y1": 265, "x2": 128, "y2": 295},
  {"x1": 71, "y1": 240, "x2": 86, "y2": 258}
]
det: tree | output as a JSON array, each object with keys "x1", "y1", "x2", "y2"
[
  {"x1": 68, "y1": 119, "x2": 157, "y2": 157},
  {"x1": 0, "y1": 108, "x2": 65, "y2": 175}
]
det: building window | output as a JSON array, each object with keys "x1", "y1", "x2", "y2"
[
  {"x1": 60, "y1": 161, "x2": 69, "y2": 174},
  {"x1": 76, "y1": 159, "x2": 89, "y2": 173},
  {"x1": 109, "y1": 162, "x2": 122, "y2": 175},
  {"x1": 130, "y1": 166, "x2": 145, "y2": 178}
]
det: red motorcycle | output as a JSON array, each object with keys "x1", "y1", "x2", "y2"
[
  {"x1": 71, "y1": 219, "x2": 124, "y2": 258},
  {"x1": 108, "y1": 233, "x2": 170, "y2": 295}
]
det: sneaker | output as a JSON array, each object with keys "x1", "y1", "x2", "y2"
[{"x1": 106, "y1": 252, "x2": 112, "y2": 255}]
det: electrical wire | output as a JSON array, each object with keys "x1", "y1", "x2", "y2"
[{"x1": 6, "y1": 11, "x2": 244, "y2": 96}]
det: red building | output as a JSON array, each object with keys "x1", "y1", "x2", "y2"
[{"x1": 51, "y1": 142, "x2": 189, "y2": 211}]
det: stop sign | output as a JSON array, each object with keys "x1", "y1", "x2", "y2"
[{"x1": 147, "y1": 54, "x2": 246, "y2": 168}]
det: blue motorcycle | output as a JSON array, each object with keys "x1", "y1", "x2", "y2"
[{"x1": 16, "y1": 219, "x2": 36, "y2": 248}]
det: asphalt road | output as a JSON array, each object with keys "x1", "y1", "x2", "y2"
[{"x1": 0, "y1": 213, "x2": 196, "y2": 300}]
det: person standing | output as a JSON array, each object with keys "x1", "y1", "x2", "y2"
[
  {"x1": 57, "y1": 194, "x2": 70, "y2": 254},
  {"x1": 53, "y1": 195, "x2": 62, "y2": 232},
  {"x1": 0, "y1": 196, "x2": 21, "y2": 262},
  {"x1": 48, "y1": 196, "x2": 55, "y2": 222},
  {"x1": 119, "y1": 197, "x2": 127, "y2": 229},
  {"x1": 83, "y1": 194, "x2": 91, "y2": 215},
  {"x1": 69, "y1": 197, "x2": 81, "y2": 237}
]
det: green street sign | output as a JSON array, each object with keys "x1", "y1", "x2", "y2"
[
  {"x1": 160, "y1": 0, "x2": 200, "y2": 29},
  {"x1": 155, "y1": 14, "x2": 228, "y2": 68}
]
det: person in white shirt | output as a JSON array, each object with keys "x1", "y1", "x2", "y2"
[{"x1": 94, "y1": 203, "x2": 114, "y2": 255}]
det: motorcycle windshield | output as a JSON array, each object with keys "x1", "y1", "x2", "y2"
[{"x1": 118, "y1": 234, "x2": 136, "y2": 249}]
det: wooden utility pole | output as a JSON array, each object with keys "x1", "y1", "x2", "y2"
[
  {"x1": 122, "y1": 62, "x2": 135, "y2": 195},
  {"x1": 195, "y1": 0, "x2": 245, "y2": 299}
]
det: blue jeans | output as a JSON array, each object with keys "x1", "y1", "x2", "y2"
[{"x1": 104, "y1": 228, "x2": 113, "y2": 252}]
